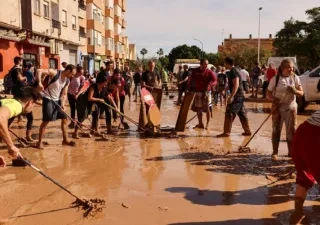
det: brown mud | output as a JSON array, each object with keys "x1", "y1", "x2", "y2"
[{"x1": 1, "y1": 94, "x2": 320, "y2": 225}]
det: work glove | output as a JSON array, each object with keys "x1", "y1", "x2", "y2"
[{"x1": 287, "y1": 86, "x2": 297, "y2": 94}]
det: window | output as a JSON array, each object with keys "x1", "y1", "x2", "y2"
[
  {"x1": 43, "y1": 1, "x2": 49, "y2": 18},
  {"x1": 72, "y1": 15, "x2": 76, "y2": 30},
  {"x1": 34, "y1": 0, "x2": 40, "y2": 15},
  {"x1": 49, "y1": 58, "x2": 57, "y2": 69},
  {"x1": 62, "y1": 10, "x2": 67, "y2": 26},
  {"x1": 94, "y1": 31, "x2": 98, "y2": 45}
]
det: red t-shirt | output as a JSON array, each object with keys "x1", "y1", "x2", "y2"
[
  {"x1": 189, "y1": 68, "x2": 217, "y2": 92},
  {"x1": 266, "y1": 68, "x2": 277, "y2": 82}
]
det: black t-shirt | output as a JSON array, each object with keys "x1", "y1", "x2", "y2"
[
  {"x1": 133, "y1": 72, "x2": 142, "y2": 84},
  {"x1": 228, "y1": 67, "x2": 244, "y2": 97},
  {"x1": 11, "y1": 67, "x2": 24, "y2": 87},
  {"x1": 180, "y1": 71, "x2": 189, "y2": 90},
  {"x1": 142, "y1": 70, "x2": 160, "y2": 87},
  {"x1": 252, "y1": 66, "x2": 261, "y2": 80},
  {"x1": 217, "y1": 73, "x2": 227, "y2": 87}
]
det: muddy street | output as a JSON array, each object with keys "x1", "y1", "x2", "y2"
[{"x1": 1, "y1": 95, "x2": 320, "y2": 225}]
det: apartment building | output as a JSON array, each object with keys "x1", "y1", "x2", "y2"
[
  {"x1": 218, "y1": 34, "x2": 274, "y2": 53},
  {"x1": 0, "y1": 0, "x2": 136, "y2": 78},
  {"x1": 87, "y1": 0, "x2": 136, "y2": 73}
]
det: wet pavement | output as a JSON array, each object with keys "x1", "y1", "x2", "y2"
[{"x1": 1, "y1": 94, "x2": 320, "y2": 225}]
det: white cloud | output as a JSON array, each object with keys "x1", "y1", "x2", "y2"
[{"x1": 125, "y1": 0, "x2": 319, "y2": 57}]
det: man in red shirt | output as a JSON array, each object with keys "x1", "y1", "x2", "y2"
[
  {"x1": 188, "y1": 59, "x2": 217, "y2": 129},
  {"x1": 263, "y1": 63, "x2": 277, "y2": 98}
]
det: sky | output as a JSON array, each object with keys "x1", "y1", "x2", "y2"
[{"x1": 125, "y1": 0, "x2": 319, "y2": 57}]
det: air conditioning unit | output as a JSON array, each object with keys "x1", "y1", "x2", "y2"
[{"x1": 62, "y1": 21, "x2": 67, "y2": 26}]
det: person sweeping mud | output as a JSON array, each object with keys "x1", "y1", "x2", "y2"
[
  {"x1": 74, "y1": 73, "x2": 112, "y2": 138},
  {"x1": 0, "y1": 86, "x2": 39, "y2": 167},
  {"x1": 188, "y1": 59, "x2": 217, "y2": 130},
  {"x1": 289, "y1": 109, "x2": 320, "y2": 224},
  {"x1": 217, "y1": 57, "x2": 251, "y2": 137},
  {"x1": 267, "y1": 59, "x2": 303, "y2": 160},
  {"x1": 36, "y1": 65, "x2": 76, "y2": 149}
]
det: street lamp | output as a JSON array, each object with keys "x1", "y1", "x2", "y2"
[
  {"x1": 257, "y1": 7, "x2": 262, "y2": 64},
  {"x1": 193, "y1": 38, "x2": 204, "y2": 59},
  {"x1": 92, "y1": 8, "x2": 99, "y2": 71}
]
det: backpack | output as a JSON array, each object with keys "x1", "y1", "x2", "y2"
[
  {"x1": 3, "y1": 67, "x2": 16, "y2": 92},
  {"x1": 42, "y1": 70, "x2": 69, "y2": 90}
]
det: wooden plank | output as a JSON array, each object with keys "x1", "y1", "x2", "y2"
[{"x1": 175, "y1": 92, "x2": 196, "y2": 132}]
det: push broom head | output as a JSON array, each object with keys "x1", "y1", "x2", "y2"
[{"x1": 238, "y1": 146, "x2": 251, "y2": 153}]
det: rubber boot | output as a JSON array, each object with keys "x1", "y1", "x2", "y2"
[{"x1": 26, "y1": 130, "x2": 34, "y2": 142}]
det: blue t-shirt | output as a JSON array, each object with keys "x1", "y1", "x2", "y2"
[{"x1": 24, "y1": 70, "x2": 34, "y2": 85}]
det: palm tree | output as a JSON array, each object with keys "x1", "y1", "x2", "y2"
[
  {"x1": 140, "y1": 48, "x2": 148, "y2": 61},
  {"x1": 156, "y1": 48, "x2": 164, "y2": 58}
]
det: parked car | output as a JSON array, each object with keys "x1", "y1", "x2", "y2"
[{"x1": 297, "y1": 65, "x2": 320, "y2": 112}]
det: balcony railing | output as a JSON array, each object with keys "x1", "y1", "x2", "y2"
[
  {"x1": 52, "y1": 19, "x2": 61, "y2": 29},
  {"x1": 52, "y1": 19, "x2": 61, "y2": 35},
  {"x1": 79, "y1": 26, "x2": 86, "y2": 38},
  {"x1": 78, "y1": 0, "x2": 86, "y2": 10}
]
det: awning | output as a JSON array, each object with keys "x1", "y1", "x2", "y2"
[{"x1": 26, "y1": 39, "x2": 51, "y2": 47}]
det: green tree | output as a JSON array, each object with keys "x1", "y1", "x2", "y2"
[{"x1": 274, "y1": 7, "x2": 320, "y2": 68}]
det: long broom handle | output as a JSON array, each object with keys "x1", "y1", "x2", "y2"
[
  {"x1": 9, "y1": 129, "x2": 27, "y2": 146},
  {"x1": 21, "y1": 158, "x2": 86, "y2": 205},
  {"x1": 41, "y1": 91, "x2": 94, "y2": 135},
  {"x1": 243, "y1": 110, "x2": 274, "y2": 148},
  {"x1": 185, "y1": 102, "x2": 214, "y2": 125}
]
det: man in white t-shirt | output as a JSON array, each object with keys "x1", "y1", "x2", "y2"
[
  {"x1": 239, "y1": 66, "x2": 250, "y2": 93},
  {"x1": 36, "y1": 65, "x2": 76, "y2": 149}
]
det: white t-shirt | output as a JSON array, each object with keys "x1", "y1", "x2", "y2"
[
  {"x1": 307, "y1": 110, "x2": 320, "y2": 127},
  {"x1": 239, "y1": 69, "x2": 249, "y2": 82},
  {"x1": 268, "y1": 75, "x2": 301, "y2": 110},
  {"x1": 43, "y1": 72, "x2": 68, "y2": 101}
]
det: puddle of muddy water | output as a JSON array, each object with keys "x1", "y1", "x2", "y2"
[{"x1": 0, "y1": 96, "x2": 319, "y2": 225}]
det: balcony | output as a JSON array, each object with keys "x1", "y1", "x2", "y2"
[
  {"x1": 78, "y1": 0, "x2": 86, "y2": 10},
  {"x1": 87, "y1": 19, "x2": 105, "y2": 33},
  {"x1": 79, "y1": 26, "x2": 86, "y2": 38},
  {"x1": 115, "y1": 34, "x2": 123, "y2": 43},
  {"x1": 122, "y1": 19, "x2": 126, "y2": 28},
  {"x1": 105, "y1": 8, "x2": 114, "y2": 18},
  {"x1": 106, "y1": 49, "x2": 114, "y2": 58},
  {"x1": 52, "y1": 19, "x2": 61, "y2": 35},
  {"x1": 86, "y1": 0, "x2": 104, "y2": 10},
  {"x1": 88, "y1": 45, "x2": 105, "y2": 55},
  {"x1": 122, "y1": 0, "x2": 126, "y2": 12},
  {"x1": 105, "y1": 29, "x2": 114, "y2": 38},
  {"x1": 114, "y1": 0, "x2": 123, "y2": 8},
  {"x1": 114, "y1": 16, "x2": 122, "y2": 25},
  {"x1": 115, "y1": 53, "x2": 122, "y2": 59}
]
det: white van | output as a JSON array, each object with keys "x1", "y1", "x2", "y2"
[{"x1": 173, "y1": 63, "x2": 214, "y2": 74}]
